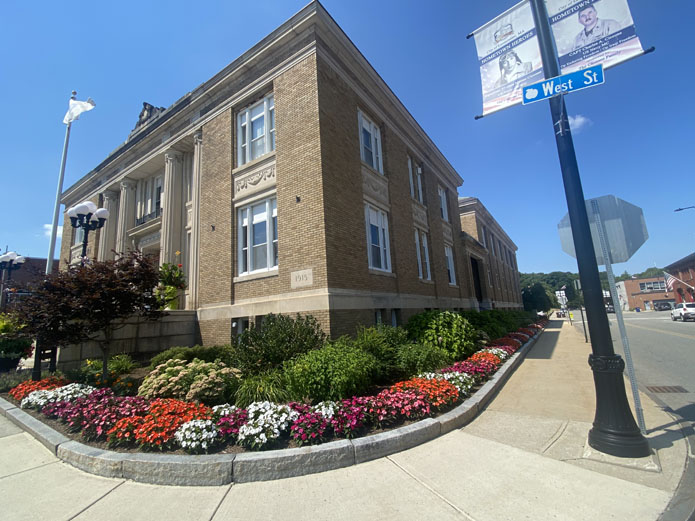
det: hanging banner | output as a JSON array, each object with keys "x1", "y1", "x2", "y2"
[
  {"x1": 473, "y1": 0, "x2": 544, "y2": 115},
  {"x1": 546, "y1": 0, "x2": 644, "y2": 74}
]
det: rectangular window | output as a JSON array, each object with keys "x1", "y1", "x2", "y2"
[
  {"x1": 438, "y1": 186, "x2": 449, "y2": 221},
  {"x1": 238, "y1": 197, "x2": 278, "y2": 275},
  {"x1": 135, "y1": 175, "x2": 163, "y2": 225},
  {"x1": 74, "y1": 227, "x2": 84, "y2": 246},
  {"x1": 481, "y1": 226, "x2": 487, "y2": 248},
  {"x1": 414, "y1": 228, "x2": 431, "y2": 280},
  {"x1": 391, "y1": 309, "x2": 399, "y2": 327},
  {"x1": 365, "y1": 204, "x2": 391, "y2": 272},
  {"x1": 445, "y1": 244, "x2": 456, "y2": 285},
  {"x1": 358, "y1": 110, "x2": 383, "y2": 173},
  {"x1": 408, "y1": 157, "x2": 415, "y2": 199},
  {"x1": 416, "y1": 165, "x2": 424, "y2": 204},
  {"x1": 237, "y1": 94, "x2": 275, "y2": 166}
]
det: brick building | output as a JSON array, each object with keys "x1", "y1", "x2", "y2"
[
  {"x1": 458, "y1": 197, "x2": 522, "y2": 309},
  {"x1": 664, "y1": 253, "x2": 695, "y2": 303},
  {"x1": 615, "y1": 277, "x2": 676, "y2": 311},
  {"x1": 59, "y1": 2, "x2": 521, "y2": 345}
]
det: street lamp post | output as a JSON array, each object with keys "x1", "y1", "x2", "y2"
[
  {"x1": 0, "y1": 252, "x2": 26, "y2": 310},
  {"x1": 674, "y1": 206, "x2": 695, "y2": 212},
  {"x1": 67, "y1": 201, "x2": 109, "y2": 265}
]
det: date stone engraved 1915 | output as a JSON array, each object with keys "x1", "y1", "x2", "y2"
[{"x1": 291, "y1": 269, "x2": 313, "y2": 289}]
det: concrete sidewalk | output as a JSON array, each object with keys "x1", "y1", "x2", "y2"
[{"x1": 0, "y1": 320, "x2": 690, "y2": 521}]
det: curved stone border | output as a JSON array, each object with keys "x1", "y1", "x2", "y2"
[{"x1": 0, "y1": 332, "x2": 540, "y2": 486}]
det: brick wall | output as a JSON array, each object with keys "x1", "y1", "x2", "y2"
[{"x1": 198, "y1": 109, "x2": 233, "y2": 308}]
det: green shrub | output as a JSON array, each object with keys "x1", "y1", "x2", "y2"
[
  {"x1": 395, "y1": 343, "x2": 451, "y2": 376},
  {"x1": 352, "y1": 325, "x2": 409, "y2": 382},
  {"x1": 407, "y1": 311, "x2": 476, "y2": 360},
  {"x1": 109, "y1": 354, "x2": 138, "y2": 375},
  {"x1": 0, "y1": 314, "x2": 32, "y2": 362},
  {"x1": 138, "y1": 358, "x2": 241, "y2": 405},
  {"x1": 236, "y1": 314, "x2": 326, "y2": 375},
  {"x1": 285, "y1": 341, "x2": 378, "y2": 403},
  {"x1": 149, "y1": 344, "x2": 236, "y2": 370},
  {"x1": 235, "y1": 370, "x2": 289, "y2": 407},
  {"x1": 459, "y1": 310, "x2": 506, "y2": 340}
]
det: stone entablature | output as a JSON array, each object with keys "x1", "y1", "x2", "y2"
[
  {"x1": 233, "y1": 155, "x2": 277, "y2": 203},
  {"x1": 362, "y1": 165, "x2": 389, "y2": 209}
]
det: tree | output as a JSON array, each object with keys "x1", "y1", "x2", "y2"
[
  {"x1": 522, "y1": 282, "x2": 552, "y2": 312},
  {"x1": 11, "y1": 251, "x2": 164, "y2": 377}
]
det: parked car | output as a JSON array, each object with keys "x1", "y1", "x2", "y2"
[
  {"x1": 654, "y1": 302, "x2": 672, "y2": 311},
  {"x1": 671, "y1": 303, "x2": 695, "y2": 321}
]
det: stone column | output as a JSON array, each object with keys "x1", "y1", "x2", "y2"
[
  {"x1": 97, "y1": 189, "x2": 119, "y2": 261},
  {"x1": 160, "y1": 150, "x2": 183, "y2": 265},
  {"x1": 115, "y1": 179, "x2": 136, "y2": 255},
  {"x1": 188, "y1": 130, "x2": 203, "y2": 309}
]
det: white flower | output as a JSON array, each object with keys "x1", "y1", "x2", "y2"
[{"x1": 20, "y1": 383, "x2": 96, "y2": 410}]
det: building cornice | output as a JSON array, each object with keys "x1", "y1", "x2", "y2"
[{"x1": 62, "y1": 1, "x2": 463, "y2": 205}]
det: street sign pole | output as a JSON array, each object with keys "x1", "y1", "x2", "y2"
[
  {"x1": 529, "y1": 0, "x2": 649, "y2": 457},
  {"x1": 591, "y1": 200, "x2": 646, "y2": 434}
]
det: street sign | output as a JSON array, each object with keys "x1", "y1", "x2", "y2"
[
  {"x1": 557, "y1": 195, "x2": 648, "y2": 265},
  {"x1": 522, "y1": 64, "x2": 604, "y2": 105}
]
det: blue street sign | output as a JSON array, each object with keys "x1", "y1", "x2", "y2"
[{"x1": 522, "y1": 64, "x2": 604, "y2": 105}]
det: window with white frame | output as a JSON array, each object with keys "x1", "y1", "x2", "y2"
[
  {"x1": 73, "y1": 227, "x2": 84, "y2": 247},
  {"x1": 358, "y1": 110, "x2": 383, "y2": 173},
  {"x1": 444, "y1": 244, "x2": 456, "y2": 285},
  {"x1": 238, "y1": 197, "x2": 277, "y2": 275},
  {"x1": 365, "y1": 204, "x2": 391, "y2": 271},
  {"x1": 408, "y1": 157, "x2": 424, "y2": 204},
  {"x1": 135, "y1": 175, "x2": 163, "y2": 225},
  {"x1": 414, "y1": 228, "x2": 431, "y2": 280},
  {"x1": 237, "y1": 94, "x2": 275, "y2": 166},
  {"x1": 438, "y1": 186, "x2": 449, "y2": 221}
]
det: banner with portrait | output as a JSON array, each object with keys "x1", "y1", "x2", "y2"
[
  {"x1": 472, "y1": 0, "x2": 544, "y2": 116},
  {"x1": 546, "y1": 0, "x2": 644, "y2": 74}
]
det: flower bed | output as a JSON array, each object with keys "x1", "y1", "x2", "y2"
[{"x1": 6, "y1": 322, "x2": 546, "y2": 455}]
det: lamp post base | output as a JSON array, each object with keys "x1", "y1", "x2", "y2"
[{"x1": 588, "y1": 354, "x2": 651, "y2": 458}]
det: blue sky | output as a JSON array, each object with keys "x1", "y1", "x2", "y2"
[{"x1": 0, "y1": 0, "x2": 691, "y2": 275}]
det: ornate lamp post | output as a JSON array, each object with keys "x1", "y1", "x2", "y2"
[
  {"x1": 67, "y1": 201, "x2": 109, "y2": 265},
  {"x1": 0, "y1": 251, "x2": 26, "y2": 309}
]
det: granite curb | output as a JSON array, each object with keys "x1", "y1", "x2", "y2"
[{"x1": 1, "y1": 331, "x2": 540, "y2": 486}]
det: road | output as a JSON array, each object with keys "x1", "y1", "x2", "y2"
[{"x1": 570, "y1": 309, "x2": 695, "y2": 431}]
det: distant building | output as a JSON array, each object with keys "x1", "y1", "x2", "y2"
[
  {"x1": 1, "y1": 257, "x2": 58, "y2": 307},
  {"x1": 615, "y1": 277, "x2": 676, "y2": 311},
  {"x1": 664, "y1": 252, "x2": 695, "y2": 303}
]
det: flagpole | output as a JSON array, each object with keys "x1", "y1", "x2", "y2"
[{"x1": 45, "y1": 91, "x2": 76, "y2": 275}]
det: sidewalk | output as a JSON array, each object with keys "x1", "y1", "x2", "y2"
[{"x1": 0, "y1": 320, "x2": 690, "y2": 521}]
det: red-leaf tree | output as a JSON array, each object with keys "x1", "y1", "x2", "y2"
[{"x1": 11, "y1": 251, "x2": 164, "y2": 377}]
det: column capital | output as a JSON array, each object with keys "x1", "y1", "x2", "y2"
[
  {"x1": 164, "y1": 149, "x2": 184, "y2": 163},
  {"x1": 120, "y1": 179, "x2": 136, "y2": 190},
  {"x1": 101, "y1": 189, "x2": 120, "y2": 201},
  {"x1": 193, "y1": 129, "x2": 203, "y2": 145}
]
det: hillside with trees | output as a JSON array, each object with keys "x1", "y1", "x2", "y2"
[{"x1": 519, "y1": 267, "x2": 665, "y2": 312}]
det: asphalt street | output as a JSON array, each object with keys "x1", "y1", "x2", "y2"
[{"x1": 571, "y1": 310, "x2": 695, "y2": 432}]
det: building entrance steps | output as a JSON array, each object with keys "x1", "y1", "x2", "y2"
[{"x1": 0, "y1": 319, "x2": 690, "y2": 521}]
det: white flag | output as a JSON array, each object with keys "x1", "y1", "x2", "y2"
[{"x1": 63, "y1": 98, "x2": 96, "y2": 124}]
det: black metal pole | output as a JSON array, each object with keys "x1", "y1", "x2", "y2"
[
  {"x1": 81, "y1": 227, "x2": 90, "y2": 262},
  {"x1": 529, "y1": 0, "x2": 649, "y2": 457}
]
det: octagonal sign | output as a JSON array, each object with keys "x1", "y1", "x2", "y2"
[{"x1": 557, "y1": 195, "x2": 648, "y2": 265}]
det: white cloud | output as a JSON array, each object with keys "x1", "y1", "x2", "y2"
[
  {"x1": 568, "y1": 114, "x2": 592, "y2": 134},
  {"x1": 43, "y1": 224, "x2": 63, "y2": 240}
]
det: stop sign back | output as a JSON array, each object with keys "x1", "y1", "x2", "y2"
[{"x1": 557, "y1": 195, "x2": 648, "y2": 265}]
